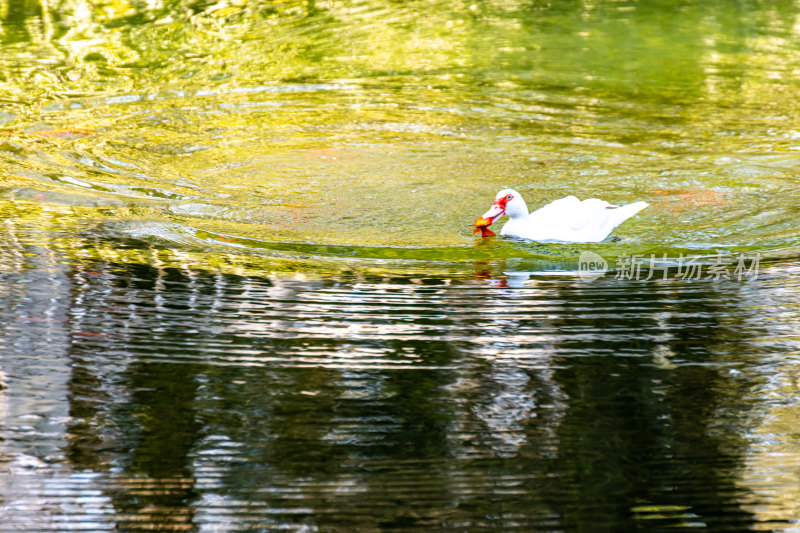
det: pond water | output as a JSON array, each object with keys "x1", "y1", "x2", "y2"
[{"x1": 1, "y1": 0, "x2": 799, "y2": 530}]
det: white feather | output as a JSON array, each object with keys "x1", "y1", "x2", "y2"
[{"x1": 482, "y1": 189, "x2": 648, "y2": 243}]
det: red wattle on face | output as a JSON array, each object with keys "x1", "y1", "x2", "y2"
[{"x1": 492, "y1": 194, "x2": 513, "y2": 210}]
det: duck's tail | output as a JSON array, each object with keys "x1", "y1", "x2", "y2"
[{"x1": 609, "y1": 201, "x2": 649, "y2": 229}]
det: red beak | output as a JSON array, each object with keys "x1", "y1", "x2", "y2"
[{"x1": 470, "y1": 216, "x2": 497, "y2": 238}]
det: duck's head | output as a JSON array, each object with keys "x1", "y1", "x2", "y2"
[{"x1": 480, "y1": 188, "x2": 528, "y2": 224}]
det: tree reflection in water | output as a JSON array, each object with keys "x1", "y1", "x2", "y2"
[{"x1": 36, "y1": 252, "x2": 770, "y2": 530}]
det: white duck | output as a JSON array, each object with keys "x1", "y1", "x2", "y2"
[{"x1": 475, "y1": 188, "x2": 648, "y2": 243}]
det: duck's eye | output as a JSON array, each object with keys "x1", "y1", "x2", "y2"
[{"x1": 506, "y1": 194, "x2": 513, "y2": 200}]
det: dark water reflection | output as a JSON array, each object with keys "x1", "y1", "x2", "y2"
[{"x1": 2, "y1": 224, "x2": 797, "y2": 531}]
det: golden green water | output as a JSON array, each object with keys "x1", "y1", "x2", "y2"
[
  {"x1": 1, "y1": 1, "x2": 800, "y2": 531},
  {"x1": 2, "y1": 0, "x2": 799, "y2": 267}
]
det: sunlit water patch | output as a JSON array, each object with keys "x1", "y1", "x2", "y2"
[{"x1": 2, "y1": 82, "x2": 799, "y2": 264}]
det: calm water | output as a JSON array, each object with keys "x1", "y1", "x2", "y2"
[{"x1": 1, "y1": 0, "x2": 800, "y2": 531}]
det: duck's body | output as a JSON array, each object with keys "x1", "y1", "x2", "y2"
[{"x1": 478, "y1": 189, "x2": 648, "y2": 243}]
